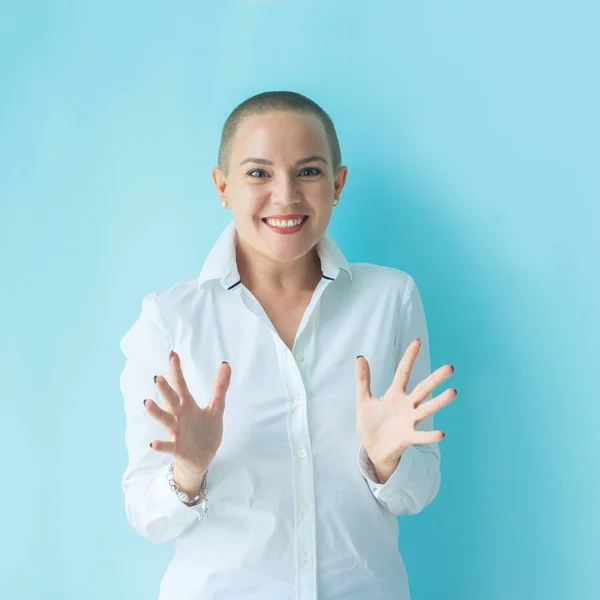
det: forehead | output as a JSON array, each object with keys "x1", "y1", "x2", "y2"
[{"x1": 231, "y1": 111, "x2": 328, "y2": 158}]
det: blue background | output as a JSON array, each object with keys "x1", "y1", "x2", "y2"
[{"x1": 1, "y1": 1, "x2": 598, "y2": 598}]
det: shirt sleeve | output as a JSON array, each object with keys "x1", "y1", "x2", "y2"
[
  {"x1": 357, "y1": 275, "x2": 442, "y2": 516},
  {"x1": 120, "y1": 292, "x2": 207, "y2": 546}
]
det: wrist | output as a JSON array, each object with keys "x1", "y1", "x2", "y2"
[
  {"x1": 372, "y1": 460, "x2": 398, "y2": 485},
  {"x1": 172, "y1": 460, "x2": 207, "y2": 495},
  {"x1": 367, "y1": 449, "x2": 407, "y2": 484}
]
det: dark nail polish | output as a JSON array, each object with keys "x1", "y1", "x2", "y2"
[
  {"x1": 169, "y1": 350, "x2": 174, "y2": 361},
  {"x1": 143, "y1": 399, "x2": 148, "y2": 406},
  {"x1": 149, "y1": 442, "x2": 153, "y2": 448},
  {"x1": 357, "y1": 355, "x2": 363, "y2": 359},
  {"x1": 222, "y1": 361, "x2": 229, "y2": 365},
  {"x1": 153, "y1": 375, "x2": 157, "y2": 383},
  {"x1": 450, "y1": 365, "x2": 455, "y2": 372}
]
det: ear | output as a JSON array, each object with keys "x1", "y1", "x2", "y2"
[{"x1": 212, "y1": 167, "x2": 228, "y2": 202}]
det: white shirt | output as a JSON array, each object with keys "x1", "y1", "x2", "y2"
[{"x1": 120, "y1": 220, "x2": 441, "y2": 600}]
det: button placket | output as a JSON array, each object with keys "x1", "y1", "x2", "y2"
[
  {"x1": 273, "y1": 290, "x2": 326, "y2": 600},
  {"x1": 290, "y1": 381, "x2": 316, "y2": 596}
]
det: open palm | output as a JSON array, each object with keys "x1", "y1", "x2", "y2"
[{"x1": 355, "y1": 339, "x2": 457, "y2": 466}]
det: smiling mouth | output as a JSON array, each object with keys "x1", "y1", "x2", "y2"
[
  {"x1": 261, "y1": 216, "x2": 309, "y2": 222},
  {"x1": 261, "y1": 215, "x2": 309, "y2": 222},
  {"x1": 261, "y1": 215, "x2": 309, "y2": 232}
]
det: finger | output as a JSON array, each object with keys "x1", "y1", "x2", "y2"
[
  {"x1": 169, "y1": 350, "x2": 193, "y2": 405},
  {"x1": 149, "y1": 439, "x2": 176, "y2": 454},
  {"x1": 391, "y1": 338, "x2": 421, "y2": 393},
  {"x1": 411, "y1": 364, "x2": 455, "y2": 407},
  {"x1": 208, "y1": 361, "x2": 232, "y2": 414},
  {"x1": 155, "y1": 374, "x2": 180, "y2": 414},
  {"x1": 355, "y1": 355, "x2": 372, "y2": 402},
  {"x1": 144, "y1": 398, "x2": 177, "y2": 431},
  {"x1": 411, "y1": 430, "x2": 446, "y2": 445},
  {"x1": 414, "y1": 388, "x2": 457, "y2": 423}
]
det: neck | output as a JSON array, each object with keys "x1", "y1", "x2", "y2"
[{"x1": 236, "y1": 238, "x2": 323, "y2": 297}]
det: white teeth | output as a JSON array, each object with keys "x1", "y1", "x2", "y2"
[{"x1": 265, "y1": 217, "x2": 305, "y2": 228}]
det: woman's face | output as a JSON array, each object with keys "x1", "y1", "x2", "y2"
[{"x1": 212, "y1": 110, "x2": 348, "y2": 267}]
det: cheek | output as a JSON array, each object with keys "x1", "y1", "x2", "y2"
[
  {"x1": 245, "y1": 185, "x2": 266, "y2": 202},
  {"x1": 232, "y1": 189, "x2": 265, "y2": 213}
]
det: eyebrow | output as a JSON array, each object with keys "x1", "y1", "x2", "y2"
[{"x1": 238, "y1": 155, "x2": 329, "y2": 167}]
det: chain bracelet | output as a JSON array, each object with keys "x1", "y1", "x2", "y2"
[{"x1": 166, "y1": 461, "x2": 209, "y2": 519}]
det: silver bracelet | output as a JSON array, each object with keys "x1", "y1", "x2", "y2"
[{"x1": 166, "y1": 461, "x2": 209, "y2": 519}]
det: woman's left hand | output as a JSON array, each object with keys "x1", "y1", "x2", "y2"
[{"x1": 355, "y1": 339, "x2": 457, "y2": 470}]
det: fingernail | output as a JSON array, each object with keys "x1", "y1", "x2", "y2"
[
  {"x1": 149, "y1": 442, "x2": 153, "y2": 448},
  {"x1": 143, "y1": 399, "x2": 148, "y2": 406},
  {"x1": 450, "y1": 365, "x2": 455, "y2": 372},
  {"x1": 169, "y1": 350, "x2": 175, "y2": 361},
  {"x1": 357, "y1": 355, "x2": 363, "y2": 359},
  {"x1": 441, "y1": 433, "x2": 446, "y2": 438},
  {"x1": 153, "y1": 375, "x2": 158, "y2": 383},
  {"x1": 222, "y1": 361, "x2": 229, "y2": 365},
  {"x1": 416, "y1": 338, "x2": 421, "y2": 343}
]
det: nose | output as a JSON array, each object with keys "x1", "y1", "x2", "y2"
[{"x1": 271, "y1": 175, "x2": 301, "y2": 206}]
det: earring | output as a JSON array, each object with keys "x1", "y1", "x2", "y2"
[
  {"x1": 221, "y1": 201, "x2": 228, "y2": 208},
  {"x1": 333, "y1": 199, "x2": 339, "y2": 206}
]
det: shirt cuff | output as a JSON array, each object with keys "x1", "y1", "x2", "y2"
[
  {"x1": 357, "y1": 443, "x2": 417, "y2": 506},
  {"x1": 151, "y1": 462, "x2": 209, "y2": 528}
]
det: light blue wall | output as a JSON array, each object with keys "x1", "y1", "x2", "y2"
[{"x1": 1, "y1": 1, "x2": 597, "y2": 598}]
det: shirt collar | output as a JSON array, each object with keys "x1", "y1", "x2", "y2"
[{"x1": 198, "y1": 220, "x2": 353, "y2": 290}]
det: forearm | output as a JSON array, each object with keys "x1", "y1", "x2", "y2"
[
  {"x1": 123, "y1": 462, "x2": 207, "y2": 546},
  {"x1": 359, "y1": 443, "x2": 441, "y2": 517}
]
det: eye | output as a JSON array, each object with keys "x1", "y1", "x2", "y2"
[
  {"x1": 248, "y1": 169, "x2": 268, "y2": 178},
  {"x1": 300, "y1": 167, "x2": 321, "y2": 176}
]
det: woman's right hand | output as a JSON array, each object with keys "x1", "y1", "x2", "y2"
[{"x1": 144, "y1": 350, "x2": 231, "y2": 476}]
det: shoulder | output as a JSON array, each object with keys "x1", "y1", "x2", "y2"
[
  {"x1": 146, "y1": 276, "x2": 201, "y2": 317},
  {"x1": 349, "y1": 262, "x2": 415, "y2": 302}
]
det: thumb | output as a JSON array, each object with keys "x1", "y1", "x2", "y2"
[
  {"x1": 355, "y1": 355, "x2": 371, "y2": 401},
  {"x1": 209, "y1": 361, "x2": 231, "y2": 414}
]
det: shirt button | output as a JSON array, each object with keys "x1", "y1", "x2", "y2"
[
  {"x1": 300, "y1": 503, "x2": 310, "y2": 512},
  {"x1": 298, "y1": 448, "x2": 307, "y2": 458},
  {"x1": 295, "y1": 352, "x2": 304, "y2": 362},
  {"x1": 294, "y1": 396, "x2": 303, "y2": 405},
  {"x1": 302, "y1": 557, "x2": 313, "y2": 567}
]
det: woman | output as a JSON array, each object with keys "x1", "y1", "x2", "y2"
[{"x1": 120, "y1": 90, "x2": 457, "y2": 600}]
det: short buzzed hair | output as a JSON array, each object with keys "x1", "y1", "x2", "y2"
[{"x1": 217, "y1": 90, "x2": 342, "y2": 177}]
